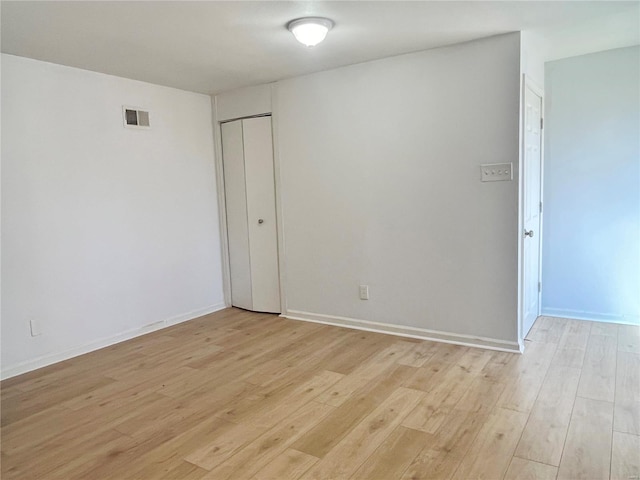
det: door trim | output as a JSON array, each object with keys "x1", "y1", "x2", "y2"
[
  {"x1": 518, "y1": 74, "x2": 545, "y2": 347},
  {"x1": 212, "y1": 94, "x2": 287, "y2": 313},
  {"x1": 212, "y1": 96, "x2": 233, "y2": 308},
  {"x1": 219, "y1": 113, "x2": 271, "y2": 125},
  {"x1": 270, "y1": 85, "x2": 289, "y2": 315}
]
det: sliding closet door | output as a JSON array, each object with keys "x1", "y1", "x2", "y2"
[
  {"x1": 221, "y1": 116, "x2": 280, "y2": 313},
  {"x1": 243, "y1": 117, "x2": 280, "y2": 313},
  {"x1": 221, "y1": 121, "x2": 252, "y2": 310}
]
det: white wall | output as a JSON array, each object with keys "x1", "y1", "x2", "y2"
[
  {"x1": 215, "y1": 84, "x2": 272, "y2": 122},
  {"x1": 541, "y1": 9, "x2": 640, "y2": 63},
  {"x1": 275, "y1": 33, "x2": 522, "y2": 346},
  {"x1": 542, "y1": 46, "x2": 640, "y2": 324},
  {"x1": 520, "y1": 30, "x2": 546, "y2": 88},
  {"x1": 1, "y1": 54, "x2": 225, "y2": 378}
]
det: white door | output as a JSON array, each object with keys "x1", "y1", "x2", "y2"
[
  {"x1": 522, "y1": 85, "x2": 543, "y2": 337},
  {"x1": 221, "y1": 116, "x2": 281, "y2": 313},
  {"x1": 221, "y1": 121, "x2": 253, "y2": 310},
  {"x1": 242, "y1": 117, "x2": 281, "y2": 313}
]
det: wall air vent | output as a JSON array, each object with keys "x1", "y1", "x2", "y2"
[{"x1": 122, "y1": 106, "x2": 150, "y2": 129}]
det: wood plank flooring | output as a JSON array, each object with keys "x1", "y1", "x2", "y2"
[{"x1": 1, "y1": 308, "x2": 638, "y2": 479}]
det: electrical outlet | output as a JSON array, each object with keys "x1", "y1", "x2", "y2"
[
  {"x1": 30, "y1": 319, "x2": 42, "y2": 337},
  {"x1": 480, "y1": 163, "x2": 513, "y2": 182},
  {"x1": 359, "y1": 285, "x2": 369, "y2": 300}
]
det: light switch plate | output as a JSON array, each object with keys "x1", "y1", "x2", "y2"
[{"x1": 481, "y1": 163, "x2": 513, "y2": 182}]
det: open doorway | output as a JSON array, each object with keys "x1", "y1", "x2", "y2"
[{"x1": 541, "y1": 46, "x2": 639, "y2": 327}]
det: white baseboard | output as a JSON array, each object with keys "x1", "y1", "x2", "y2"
[
  {"x1": 282, "y1": 309, "x2": 521, "y2": 353},
  {"x1": 541, "y1": 307, "x2": 639, "y2": 326},
  {"x1": 1, "y1": 302, "x2": 227, "y2": 380}
]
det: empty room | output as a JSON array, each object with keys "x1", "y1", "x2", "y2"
[{"x1": 1, "y1": 1, "x2": 639, "y2": 479}]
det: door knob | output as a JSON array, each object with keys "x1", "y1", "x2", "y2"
[
  {"x1": 524, "y1": 229, "x2": 534, "y2": 237},
  {"x1": 258, "y1": 219, "x2": 264, "y2": 224}
]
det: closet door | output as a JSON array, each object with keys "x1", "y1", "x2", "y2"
[
  {"x1": 221, "y1": 116, "x2": 280, "y2": 313},
  {"x1": 221, "y1": 121, "x2": 252, "y2": 310},
  {"x1": 243, "y1": 117, "x2": 280, "y2": 313}
]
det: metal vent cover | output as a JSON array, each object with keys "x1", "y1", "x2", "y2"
[{"x1": 123, "y1": 106, "x2": 150, "y2": 129}]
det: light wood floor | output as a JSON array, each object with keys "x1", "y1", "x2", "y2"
[{"x1": 1, "y1": 309, "x2": 639, "y2": 480}]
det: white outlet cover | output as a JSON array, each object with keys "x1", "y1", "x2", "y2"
[
  {"x1": 480, "y1": 162, "x2": 513, "y2": 182},
  {"x1": 359, "y1": 285, "x2": 369, "y2": 300},
  {"x1": 30, "y1": 319, "x2": 42, "y2": 337}
]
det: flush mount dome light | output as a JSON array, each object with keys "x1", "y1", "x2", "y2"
[{"x1": 287, "y1": 17, "x2": 334, "y2": 47}]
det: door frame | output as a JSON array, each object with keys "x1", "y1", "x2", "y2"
[
  {"x1": 518, "y1": 74, "x2": 545, "y2": 348},
  {"x1": 212, "y1": 90, "x2": 287, "y2": 314}
]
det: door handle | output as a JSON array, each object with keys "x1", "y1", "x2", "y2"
[
  {"x1": 258, "y1": 219, "x2": 264, "y2": 224},
  {"x1": 524, "y1": 229, "x2": 534, "y2": 237}
]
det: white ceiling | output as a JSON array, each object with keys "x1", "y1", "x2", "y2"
[{"x1": 2, "y1": 1, "x2": 638, "y2": 95}]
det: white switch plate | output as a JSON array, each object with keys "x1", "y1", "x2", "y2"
[
  {"x1": 30, "y1": 319, "x2": 42, "y2": 337},
  {"x1": 359, "y1": 285, "x2": 369, "y2": 300},
  {"x1": 481, "y1": 163, "x2": 513, "y2": 182}
]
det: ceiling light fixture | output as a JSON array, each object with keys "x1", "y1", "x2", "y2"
[{"x1": 287, "y1": 17, "x2": 334, "y2": 47}]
